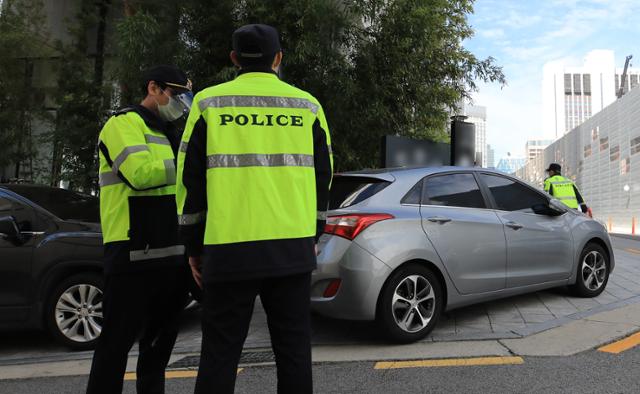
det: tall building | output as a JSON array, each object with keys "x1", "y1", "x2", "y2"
[
  {"x1": 525, "y1": 139, "x2": 554, "y2": 161},
  {"x1": 496, "y1": 154, "x2": 526, "y2": 174},
  {"x1": 486, "y1": 144, "x2": 495, "y2": 169},
  {"x1": 542, "y1": 50, "x2": 640, "y2": 140},
  {"x1": 458, "y1": 104, "x2": 488, "y2": 167},
  {"x1": 517, "y1": 85, "x2": 640, "y2": 234}
]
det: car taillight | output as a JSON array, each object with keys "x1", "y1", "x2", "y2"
[{"x1": 324, "y1": 213, "x2": 394, "y2": 241}]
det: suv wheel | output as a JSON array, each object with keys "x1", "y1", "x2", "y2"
[
  {"x1": 46, "y1": 273, "x2": 104, "y2": 350},
  {"x1": 377, "y1": 264, "x2": 443, "y2": 343},
  {"x1": 570, "y1": 243, "x2": 610, "y2": 297}
]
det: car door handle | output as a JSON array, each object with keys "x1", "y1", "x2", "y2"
[
  {"x1": 427, "y1": 217, "x2": 452, "y2": 224},
  {"x1": 505, "y1": 221, "x2": 523, "y2": 230}
]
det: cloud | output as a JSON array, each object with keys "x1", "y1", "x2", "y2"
[
  {"x1": 466, "y1": 0, "x2": 640, "y2": 160},
  {"x1": 478, "y1": 28, "x2": 505, "y2": 39}
]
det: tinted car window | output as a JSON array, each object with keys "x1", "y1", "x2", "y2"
[
  {"x1": 401, "y1": 180, "x2": 423, "y2": 205},
  {"x1": 329, "y1": 177, "x2": 391, "y2": 209},
  {"x1": 6, "y1": 186, "x2": 99, "y2": 223},
  {"x1": 423, "y1": 173, "x2": 486, "y2": 208},
  {"x1": 480, "y1": 174, "x2": 547, "y2": 212},
  {"x1": 0, "y1": 195, "x2": 38, "y2": 231}
]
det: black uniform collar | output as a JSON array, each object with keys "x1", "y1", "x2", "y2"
[{"x1": 237, "y1": 67, "x2": 278, "y2": 77}]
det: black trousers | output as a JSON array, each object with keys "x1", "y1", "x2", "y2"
[
  {"x1": 86, "y1": 266, "x2": 190, "y2": 394},
  {"x1": 195, "y1": 272, "x2": 313, "y2": 394}
]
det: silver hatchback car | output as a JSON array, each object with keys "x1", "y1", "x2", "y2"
[{"x1": 312, "y1": 167, "x2": 614, "y2": 343}]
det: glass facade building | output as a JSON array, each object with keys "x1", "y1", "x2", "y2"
[{"x1": 517, "y1": 86, "x2": 640, "y2": 234}]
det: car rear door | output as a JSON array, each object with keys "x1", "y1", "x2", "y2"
[
  {"x1": 477, "y1": 173, "x2": 574, "y2": 288},
  {"x1": 0, "y1": 192, "x2": 42, "y2": 322},
  {"x1": 419, "y1": 172, "x2": 506, "y2": 294}
]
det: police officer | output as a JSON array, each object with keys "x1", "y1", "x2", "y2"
[
  {"x1": 87, "y1": 65, "x2": 193, "y2": 394},
  {"x1": 176, "y1": 24, "x2": 333, "y2": 394},
  {"x1": 544, "y1": 163, "x2": 589, "y2": 214}
]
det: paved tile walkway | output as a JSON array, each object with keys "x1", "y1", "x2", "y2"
[{"x1": 174, "y1": 236, "x2": 640, "y2": 352}]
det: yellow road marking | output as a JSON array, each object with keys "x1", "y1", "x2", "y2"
[
  {"x1": 124, "y1": 368, "x2": 243, "y2": 381},
  {"x1": 374, "y1": 356, "x2": 524, "y2": 369},
  {"x1": 624, "y1": 248, "x2": 640, "y2": 255},
  {"x1": 598, "y1": 331, "x2": 640, "y2": 354}
]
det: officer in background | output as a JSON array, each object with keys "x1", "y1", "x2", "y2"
[
  {"x1": 176, "y1": 24, "x2": 333, "y2": 394},
  {"x1": 87, "y1": 65, "x2": 193, "y2": 394},
  {"x1": 544, "y1": 163, "x2": 590, "y2": 215}
]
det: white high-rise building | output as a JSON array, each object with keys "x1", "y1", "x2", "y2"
[
  {"x1": 525, "y1": 139, "x2": 554, "y2": 161},
  {"x1": 542, "y1": 50, "x2": 640, "y2": 140},
  {"x1": 486, "y1": 144, "x2": 495, "y2": 168},
  {"x1": 459, "y1": 104, "x2": 487, "y2": 167}
]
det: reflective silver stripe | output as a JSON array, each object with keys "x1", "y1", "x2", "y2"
[
  {"x1": 178, "y1": 211, "x2": 206, "y2": 225},
  {"x1": 327, "y1": 145, "x2": 333, "y2": 156},
  {"x1": 112, "y1": 145, "x2": 149, "y2": 173},
  {"x1": 207, "y1": 153, "x2": 314, "y2": 169},
  {"x1": 550, "y1": 181, "x2": 572, "y2": 185},
  {"x1": 145, "y1": 134, "x2": 171, "y2": 145},
  {"x1": 317, "y1": 211, "x2": 327, "y2": 220},
  {"x1": 164, "y1": 159, "x2": 176, "y2": 185},
  {"x1": 179, "y1": 141, "x2": 188, "y2": 153},
  {"x1": 199, "y1": 95, "x2": 319, "y2": 114},
  {"x1": 129, "y1": 245, "x2": 185, "y2": 262},
  {"x1": 557, "y1": 196, "x2": 577, "y2": 201},
  {"x1": 99, "y1": 172, "x2": 123, "y2": 187}
]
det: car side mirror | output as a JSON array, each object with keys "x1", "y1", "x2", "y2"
[
  {"x1": 0, "y1": 216, "x2": 23, "y2": 243},
  {"x1": 531, "y1": 202, "x2": 565, "y2": 216}
]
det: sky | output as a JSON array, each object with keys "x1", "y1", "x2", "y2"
[{"x1": 464, "y1": 0, "x2": 640, "y2": 161}]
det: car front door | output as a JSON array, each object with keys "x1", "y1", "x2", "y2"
[
  {"x1": 478, "y1": 173, "x2": 574, "y2": 288},
  {"x1": 419, "y1": 173, "x2": 506, "y2": 294},
  {"x1": 0, "y1": 193, "x2": 41, "y2": 322}
]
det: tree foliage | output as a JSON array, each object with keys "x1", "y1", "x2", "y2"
[
  {"x1": 0, "y1": 0, "x2": 51, "y2": 180},
  {"x1": 4, "y1": 0, "x2": 505, "y2": 189},
  {"x1": 49, "y1": 0, "x2": 115, "y2": 191},
  {"x1": 118, "y1": 0, "x2": 504, "y2": 170}
]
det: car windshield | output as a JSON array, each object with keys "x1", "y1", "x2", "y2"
[
  {"x1": 6, "y1": 186, "x2": 99, "y2": 223},
  {"x1": 329, "y1": 176, "x2": 391, "y2": 209}
]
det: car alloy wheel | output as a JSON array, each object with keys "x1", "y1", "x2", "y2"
[
  {"x1": 378, "y1": 264, "x2": 443, "y2": 343},
  {"x1": 55, "y1": 284, "x2": 104, "y2": 343},
  {"x1": 581, "y1": 250, "x2": 607, "y2": 291},
  {"x1": 392, "y1": 275, "x2": 436, "y2": 333}
]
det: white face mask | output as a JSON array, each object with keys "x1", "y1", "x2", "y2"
[{"x1": 156, "y1": 90, "x2": 192, "y2": 121}]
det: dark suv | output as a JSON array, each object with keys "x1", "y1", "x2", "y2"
[{"x1": 0, "y1": 184, "x2": 104, "y2": 350}]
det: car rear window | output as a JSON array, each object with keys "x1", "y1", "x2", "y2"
[
  {"x1": 329, "y1": 176, "x2": 391, "y2": 209},
  {"x1": 7, "y1": 186, "x2": 99, "y2": 223}
]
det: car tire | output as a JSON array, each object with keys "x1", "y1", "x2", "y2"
[
  {"x1": 377, "y1": 263, "x2": 443, "y2": 343},
  {"x1": 569, "y1": 243, "x2": 610, "y2": 298},
  {"x1": 45, "y1": 272, "x2": 104, "y2": 351}
]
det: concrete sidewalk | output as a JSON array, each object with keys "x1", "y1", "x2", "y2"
[{"x1": 3, "y1": 299, "x2": 640, "y2": 380}]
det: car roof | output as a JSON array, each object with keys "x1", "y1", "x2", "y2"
[
  {"x1": 0, "y1": 183, "x2": 58, "y2": 192},
  {"x1": 337, "y1": 166, "x2": 512, "y2": 180}
]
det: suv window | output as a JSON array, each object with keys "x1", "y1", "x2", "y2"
[
  {"x1": 329, "y1": 176, "x2": 391, "y2": 210},
  {"x1": 422, "y1": 173, "x2": 486, "y2": 208},
  {"x1": 0, "y1": 195, "x2": 38, "y2": 231},
  {"x1": 7, "y1": 186, "x2": 99, "y2": 223},
  {"x1": 480, "y1": 174, "x2": 547, "y2": 212}
]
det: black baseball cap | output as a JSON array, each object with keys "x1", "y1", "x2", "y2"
[
  {"x1": 232, "y1": 24, "x2": 281, "y2": 63},
  {"x1": 546, "y1": 163, "x2": 561, "y2": 172},
  {"x1": 141, "y1": 65, "x2": 192, "y2": 93}
]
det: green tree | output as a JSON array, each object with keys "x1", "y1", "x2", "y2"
[
  {"x1": 50, "y1": 0, "x2": 114, "y2": 191},
  {"x1": 338, "y1": 0, "x2": 505, "y2": 169},
  {"x1": 0, "y1": 0, "x2": 52, "y2": 181}
]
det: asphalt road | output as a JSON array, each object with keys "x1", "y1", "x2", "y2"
[{"x1": 1, "y1": 345, "x2": 639, "y2": 394}]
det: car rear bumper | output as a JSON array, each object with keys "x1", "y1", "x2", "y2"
[{"x1": 311, "y1": 235, "x2": 391, "y2": 321}]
